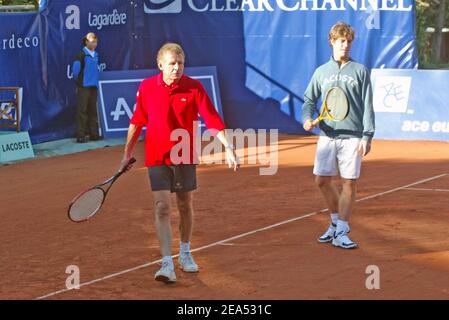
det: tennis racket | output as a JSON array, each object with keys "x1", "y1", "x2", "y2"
[
  {"x1": 312, "y1": 87, "x2": 349, "y2": 127},
  {"x1": 68, "y1": 157, "x2": 136, "y2": 222}
]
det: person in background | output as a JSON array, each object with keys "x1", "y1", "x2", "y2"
[{"x1": 72, "y1": 32, "x2": 102, "y2": 143}]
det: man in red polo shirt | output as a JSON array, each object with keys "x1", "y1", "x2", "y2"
[{"x1": 119, "y1": 43, "x2": 239, "y2": 283}]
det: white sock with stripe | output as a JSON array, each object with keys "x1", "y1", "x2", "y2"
[
  {"x1": 162, "y1": 256, "x2": 174, "y2": 269},
  {"x1": 331, "y1": 213, "x2": 339, "y2": 226},
  {"x1": 180, "y1": 241, "x2": 190, "y2": 254}
]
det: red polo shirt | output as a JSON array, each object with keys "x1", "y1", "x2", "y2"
[{"x1": 130, "y1": 73, "x2": 226, "y2": 166}]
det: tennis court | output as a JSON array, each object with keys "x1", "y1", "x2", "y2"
[{"x1": 1, "y1": 135, "x2": 449, "y2": 300}]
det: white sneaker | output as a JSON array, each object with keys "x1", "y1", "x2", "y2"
[
  {"x1": 155, "y1": 261, "x2": 177, "y2": 283},
  {"x1": 317, "y1": 223, "x2": 336, "y2": 243},
  {"x1": 178, "y1": 252, "x2": 199, "y2": 273},
  {"x1": 332, "y1": 230, "x2": 358, "y2": 249}
]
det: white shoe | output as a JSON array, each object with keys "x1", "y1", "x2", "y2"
[
  {"x1": 317, "y1": 223, "x2": 336, "y2": 243},
  {"x1": 178, "y1": 252, "x2": 199, "y2": 273},
  {"x1": 155, "y1": 261, "x2": 177, "y2": 283},
  {"x1": 332, "y1": 230, "x2": 358, "y2": 249}
]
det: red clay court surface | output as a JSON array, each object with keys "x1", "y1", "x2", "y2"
[{"x1": 1, "y1": 135, "x2": 449, "y2": 300}]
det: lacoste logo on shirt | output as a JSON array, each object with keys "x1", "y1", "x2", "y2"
[
  {"x1": 323, "y1": 74, "x2": 358, "y2": 88},
  {"x1": 181, "y1": 98, "x2": 187, "y2": 102}
]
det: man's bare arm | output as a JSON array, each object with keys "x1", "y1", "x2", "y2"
[
  {"x1": 216, "y1": 129, "x2": 239, "y2": 171},
  {"x1": 119, "y1": 124, "x2": 142, "y2": 171}
]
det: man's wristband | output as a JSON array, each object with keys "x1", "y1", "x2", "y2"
[{"x1": 362, "y1": 136, "x2": 372, "y2": 143}]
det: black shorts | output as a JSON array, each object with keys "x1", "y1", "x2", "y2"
[{"x1": 148, "y1": 164, "x2": 197, "y2": 193}]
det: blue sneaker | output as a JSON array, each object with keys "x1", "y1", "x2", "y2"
[
  {"x1": 332, "y1": 229, "x2": 358, "y2": 249},
  {"x1": 317, "y1": 223, "x2": 336, "y2": 243},
  {"x1": 155, "y1": 261, "x2": 177, "y2": 283},
  {"x1": 178, "y1": 252, "x2": 199, "y2": 273}
]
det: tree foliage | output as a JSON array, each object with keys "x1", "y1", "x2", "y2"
[{"x1": 417, "y1": 0, "x2": 449, "y2": 67}]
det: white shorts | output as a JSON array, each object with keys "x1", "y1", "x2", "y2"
[{"x1": 313, "y1": 136, "x2": 363, "y2": 180}]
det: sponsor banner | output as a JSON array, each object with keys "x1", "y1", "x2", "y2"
[
  {"x1": 372, "y1": 68, "x2": 449, "y2": 141},
  {"x1": 0, "y1": 131, "x2": 35, "y2": 163}
]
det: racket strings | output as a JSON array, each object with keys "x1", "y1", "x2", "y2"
[
  {"x1": 69, "y1": 188, "x2": 105, "y2": 221},
  {"x1": 326, "y1": 89, "x2": 349, "y2": 121}
]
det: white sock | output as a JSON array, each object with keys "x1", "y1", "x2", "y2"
[
  {"x1": 180, "y1": 241, "x2": 190, "y2": 254},
  {"x1": 330, "y1": 213, "x2": 339, "y2": 226},
  {"x1": 162, "y1": 256, "x2": 174, "y2": 268},
  {"x1": 336, "y1": 220, "x2": 349, "y2": 235}
]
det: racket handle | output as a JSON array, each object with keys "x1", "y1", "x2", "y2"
[
  {"x1": 311, "y1": 118, "x2": 320, "y2": 127},
  {"x1": 118, "y1": 157, "x2": 136, "y2": 174}
]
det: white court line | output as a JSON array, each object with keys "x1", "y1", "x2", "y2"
[
  {"x1": 35, "y1": 173, "x2": 447, "y2": 300},
  {"x1": 404, "y1": 187, "x2": 449, "y2": 192},
  {"x1": 354, "y1": 173, "x2": 447, "y2": 202}
]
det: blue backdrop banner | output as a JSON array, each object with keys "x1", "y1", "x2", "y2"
[{"x1": 0, "y1": 0, "x2": 418, "y2": 143}]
